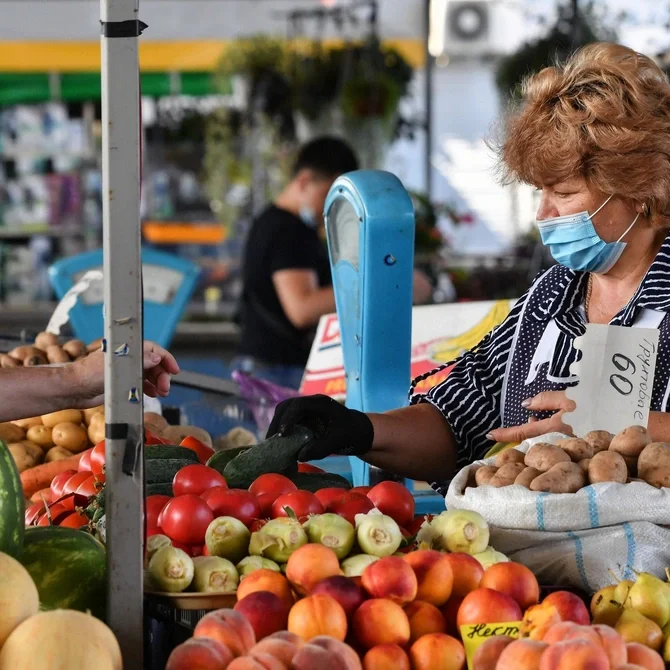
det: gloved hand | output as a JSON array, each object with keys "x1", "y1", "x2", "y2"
[{"x1": 267, "y1": 394, "x2": 374, "y2": 462}]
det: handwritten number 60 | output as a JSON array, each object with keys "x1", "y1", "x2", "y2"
[{"x1": 610, "y1": 354, "x2": 636, "y2": 396}]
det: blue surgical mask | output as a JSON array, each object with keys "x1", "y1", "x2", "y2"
[
  {"x1": 299, "y1": 206, "x2": 317, "y2": 228},
  {"x1": 537, "y1": 195, "x2": 639, "y2": 274}
]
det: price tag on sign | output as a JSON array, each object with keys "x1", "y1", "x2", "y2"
[
  {"x1": 565, "y1": 324, "x2": 659, "y2": 436},
  {"x1": 460, "y1": 622, "x2": 521, "y2": 669}
]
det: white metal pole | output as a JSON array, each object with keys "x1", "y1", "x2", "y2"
[{"x1": 100, "y1": 0, "x2": 145, "y2": 663}]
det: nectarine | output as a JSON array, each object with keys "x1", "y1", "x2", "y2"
[
  {"x1": 193, "y1": 608, "x2": 256, "y2": 658},
  {"x1": 236, "y1": 569, "x2": 294, "y2": 611},
  {"x1": 496, "y1": 638, "x2": 547, "y2": 670},
  {"x1": 288, "y1": 593, "x2": 348, "y2": 642},
  {"x1": 409, "y1": 633, "x2": 466, "y2": 670},
  {"x1": 286, "y1": 543, "x2": 342, "y2": 596},
  {"x1": 456, "y1": 588, "x2": 523, "y2": 630},
  {"x1": 541, "y1": 591, "x2": 590, "y2": 625},
  {"x1": 470, "y1": 635, "x2": 514, "y2": 670},
  {"x1": 403, "y1": 549, "x2": 454, "y2": 606},
  {"x1": 234, "y1": 591, "x2": 288, "y2": 641},
  {"x1": 538, "y1": 638, "x2": 610, "y2": 670},
  {"x1": 363, "y1": 644, "x2": 410, "y2": 670},
  {"x1": 520, "y1": 604, "x2": 562, "y2": 641},
  {"x1": 306, "y1": 636, "x2": 363, "y2": 670},
  {"x1": 592, "y1": 624, "x2": 628, "y2": 668},
  {"x1": 165, "y1": 637, "x2": 234, "y2": 670},
  {"x1": 445, "y1": 553, "x2": 484, "y2": 597},
  {"x1": 626, "y1": 642, "x2": 664, "y2": 670},
  {"x1": 480, "y1": 562, "x2": 540, "y2": 611},
  {"x1": 227, "y1": 653, "x2": 284, "y2": 670},
  {"x1": 442, "y1": 596, "x2": 464, "y2": 637},
  {"x1": 311, "y1": 575, "x2": 365, "y2": 618},
  {"x1": 361, "y1": 556, "x2": 418, "y2": 605},
  {"x1": 249, "y1": 636, "x2": 300, "y2": 666},
  {"x1": 404, "y1": 600, "x2": 446, "y2": 643},
  {"x1": 352, "y1": 599, "x2": 411, "y2": 649}
]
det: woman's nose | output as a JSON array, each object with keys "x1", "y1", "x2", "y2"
[{"x1": 536, "y1": 197, "x2": 559, "y2": 222}]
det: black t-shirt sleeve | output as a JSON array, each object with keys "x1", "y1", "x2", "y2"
[{"x1": 267, "y1": 220, "x2": 319, "y2": 274}]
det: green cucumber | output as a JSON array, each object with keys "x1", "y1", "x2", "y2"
[
  {"x1": 206, "y1": 446, "x2": 252, "y2": 473},
  {"x1": 0, "y1": 441, "x2": 24, "y2": 559},
  {"x1": 146, "y1": 459, "x2": 194, "y2": 485},
  {"x1": 146, "y1": 482, "x2": 174, "y2": 497},
  {"x1": 289, "y1": 472, "x2": 351, "y2": 492},
  {"x1": 222, "y1": 426, "x2": 315, "y2": 489},
  {"x1": 22, "y1": 526, "x2": 106, "y2": 619},
  {"x1": 145, "y1": 446, "x2": 199, "y2": 462}
]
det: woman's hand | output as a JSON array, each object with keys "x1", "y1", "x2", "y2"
[{"x1": 487, "y1": 391, "x2": 575, "y2": 443}]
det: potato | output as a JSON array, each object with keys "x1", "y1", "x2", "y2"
[
  {"x1": 489, "y1": 462, "x2": 527, "y2": 487},
  {"x1": 583, "y1": 430, "x2": 614, "y2": 454},
  {"x1": 0, "y1": 422, "x2": 26, "y2": 443},
  {"x1": 529, "y1": 461, "x2": 586, "y2": 493},
  {"x1": 45, "y1": 446, "x2": 73, "y2": 463},
  {"x1": 45, "y1": 345, "x2": 70, "y2": 364},
  {"x1": 578, "y1": 458, "x2": 591, "y2": 474},
  {"x1": 514, "y1": 466, "x2": 541, "y2": 488},
  {"x1": 8, "y1": 345, "x2": 42, "y2": 361},
  {"x1": 161, "y1": 425, "x2": 213, "y2": 448},
  {"x1": 637, "y1": 443, "x2": 670, "y2": 480},
  {"x1": 83, "y1": 406, "x2": 104, "y2": 426},
  {"x1": 0, "y1": 354, "x2": 19, "y2": 368},
  {"x1": 26, "y1": 425, "x2": 54, "y2": 450},
  {"x1": 41, "y1": 409, "x2": 84, "y2": 428},
  {"x1": 62, "y1": 339, "x2": 87, "y2": 359},
  {"x1": 11, "y1": 416, "x2": 42, "y2": 429},
  {"x1": 643, "y1": 467, "x2": 670, "y2": 489},
  {"x1": 34, "y1": 332, "x2": 60, "y2": 350},
  {"x1": 610, "y1": 425, "x2": 652, "y2": 458},
  {"x1": 494, "y1": 448, "x2": 526, "y2": 468},
  {"x1": 474, "y1": 465, "x2": 498, "y2": 486},
  {"x1": 588, "y1": 451, "x2": 627, "y2": 484},
  {"x1": 213, "y1": 435, "x2": 231, "y2": 452},
  {"x1": 88, "y1": 422, "x2": 105, "y2": 446},
  {"x1": 52, "y1": 422, "x2": 89, "y2": 453},
  {"x1": 559, "y1": 438, "x2": 593, "y2": 463},
  {"x1": 226, "y1": 427, "x2": 258, "y2": 449},
  {"x1": 144, "y1": 412, "x2": 169, "y2": 432},
  {"x1": 19, "y1": 441, "x2": 44, "y2": 465},
  {"x1": 524, "y1": 443, "x2": 571, "y2": 472},
  {"x1": 7, "y1": 444, "x2": 36, "y2": 472},
  {"x1": 24, "y1": 354, "x2": 48, "y2": 367}
]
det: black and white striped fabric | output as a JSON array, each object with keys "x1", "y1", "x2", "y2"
[{"x1": 410, "y1": 233, "x2": 670, "y2": 496}]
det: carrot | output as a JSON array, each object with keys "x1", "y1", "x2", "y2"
[
  {"x1": 21, "y1": 449, "x2": 87, "y2": 498},
  {"x1": 29, "y1": 487, "x2": 53, "y2": 504}
]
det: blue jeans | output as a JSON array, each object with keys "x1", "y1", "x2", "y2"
[{"x1": 230, "y1": 356, "x2": 305, "y2": 391}]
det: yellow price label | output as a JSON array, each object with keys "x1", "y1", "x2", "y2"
[{"x1": 460, "y1": 621, "x2": 522, "y2": 670}]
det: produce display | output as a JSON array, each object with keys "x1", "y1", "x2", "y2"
[{"x1": 471, "y1": 426, "x2": 669, "y2": 493}]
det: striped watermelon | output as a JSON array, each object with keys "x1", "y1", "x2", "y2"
[
  {"x1": 22, "y1": 526, "x2": 106, "y2": 619},
  {"x1": 0, "y1": 441, "x2": 24, "y2": 559}
]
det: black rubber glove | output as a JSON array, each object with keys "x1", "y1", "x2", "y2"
[{"x1": 266, "y1": 394, "x2": 374, "y2": 462}]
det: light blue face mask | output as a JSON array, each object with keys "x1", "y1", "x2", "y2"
[
  {"x1": 299, "y1": 206, "x2": 318, "y2": 228},
  {"x1": 536, "y1": 195, "x2": 640, "y2": 274}
]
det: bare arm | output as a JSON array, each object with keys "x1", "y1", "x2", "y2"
[
  {"x1": 273, "y1": 269, "x2": 336, "y2": 329},
  {"x1": 363, "y1": 403, "x2": 458, "y2": 482}
]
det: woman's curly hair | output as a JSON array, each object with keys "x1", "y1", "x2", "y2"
[{"x1": 498, "y1": 42, "x2": 670, "y2": 227}]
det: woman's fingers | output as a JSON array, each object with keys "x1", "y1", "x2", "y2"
[
  {"x1": 488, "y1": 412, "x2": 574, "y2": 443},
  {"x1": 521, "y1": 390, "x2": 576, "y2": 412}
]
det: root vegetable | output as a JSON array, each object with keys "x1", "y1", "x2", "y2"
[
  {"x1": 192, "y1": 556, "x2": 239, "y2": 593},
  {"x1": 638, "y1": 443, "x2": 670, "y2": 479},
  {"x1": 588, "y1": 451, "x2": 628, "y2": 484},
  {"x1": 643, "y1": 467, "x2": 670, "y2": 489},
  {"x1": 8, "y1": 444, "x2": 37, "y2": 473},
  {"x1": 494, "y1": 449, "x2": 526, "y2": 468},
  {"x1": 529, "y1": 461, "x2": 586, "y2": 493},
  {"x1": 584, "y1": 430, "x2": 614, "y2": 454},
  {"x1": 578, "y1": 458, "x2": 591, "y2": 474},
  {"x1": 149, "y1": 545, "x2": 194, "y2": 592},
  {"x1": 430, "y1": 510, "x2": 489, "y2": 555},
  {"x1": 0, "y1": 423, "x2": 25, "y2": 443},
  {"x1": 514, "y1": 467, "x2": 541, "y2": 488},
  {"x1": 83, "y1": 407, "x2": 104, "y2": 425},
  {"x1": 610, "y1": 426, "x2": 652, "y2": 475},
  {"x1": 41, "y1": 410, "x2": 83, "y2": 428},
  {"x1": 474, "y1": 466, "x2": 498, "y2": 486},
  {"x1": 52, "y1": 422, "x2": 89, "y2": 453},
  {"x1": 27, "y1": 425, "x2": 54, "y2": 450},
  {"x1": 488, "y1": 462, "x2": 526, "y2": 487},
  {"x1": 560, "y1": 438, "x2": 593, "y2": 462},
  {"x1": 524, "y1": 444, "x2": 571, "y2": 472},
  {"x1": 19, "y1": 441, "x2": 43, "y2": 464},
  {"x1": 355, "y1": 511, "x2": 403, "y2": 557},
  {"x1": 45, "y1": 446, "x2": 74, "y2": 463}
]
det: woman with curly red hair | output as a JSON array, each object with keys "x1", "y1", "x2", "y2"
[{"x1": 265, "y1": 43, "x2": 670, "y2": 492}]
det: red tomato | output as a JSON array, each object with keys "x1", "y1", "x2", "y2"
[
  {"x1": 249, "y1": 473, "x2": 297, "y2": 499},
  {"x1": 36, "y1": 502, "x2": 71, "y2": 526},
  {"x1": 160, "y1": 495, "x2": 214, "y2": 546},
  {"x1": 179, "y1": 436, "x2": 214, "y2": 464},
  {"x1": 367, "y1": 481, "x2": 415, "y2": 528},
  {"x1": 249, "y1": 518, "x2": 268, "y2": 533},
  {"x1": 77, "y1": 448, "x2": 93, "y2": 473},
  {"x1": 147, "y1": 526, "x2": 164, "y2": 538},
  {"x1": 350, "y1": 486, "x2": 371, "y2": 495},
  {"x1": 172, "y1": 464, "x2": 227, "y2": 497},
  {"x1": 58, "y1": 511, "x2": 89, "y2": 529},
  {"x1": 25, "y1": 501, "x2": 44, "y2": 526},
  {"x1": 75, "y1": 473, "x2": 105, "y2": 498},
  {"x1": 326, "y1": 492, "x2": 375, "y2": 526},
  {"x1": 90, "y1": 441, "x2": 106, "y2": 476},
  {"x1": 297, "y1": 463, "x2": 326, "y2": 474},
  {"x1": 255, "y1": 492, "x2": 276, "y2": 518},
  {"x1": 201, "y1": 544, "x2": 210, "y2": 556},
  {"x1": 271, "y1": 490, "x2": 324, "y2": 519},
  {"x1": 201, "y1": 487, "x2": 261, "y2": 527},
  {"x1": 406, "y1": 514, "x2": 434, "y2": 536},
  {"x1": 50, "y1": 469, "x2": 78, "y2": 500},
  {"x1": 146, "y1": 495, "x2": 171, "y2": 529},
  {"x1": 145, "y1": 429, "x2": 169, "y2": 445},
  {"x1": 55, "y1": 493, "x2": 88, "y2": 512},
  {"x1": 170, "y1": 540, "x2": 193, "y2": 556},
  {"x1": 62, "y1": 472, "x2": 93, "y2": 497},
  {"x1": 191, "y1": 545, "x2": 203, "y2": 558},
  {"x1": 314, "y1": 488, "x2": 348, "y2": 509}
]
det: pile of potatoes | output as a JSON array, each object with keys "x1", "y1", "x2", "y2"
[
  {"x1": 471, "y1": 425, "x2": 670, "y2": 494},
  {"x1": 0, "y1": 332, "x2": 102, "y2": 369},
  {"x1": 5, "y1": 406, "x2": 105, "y2": 473}
]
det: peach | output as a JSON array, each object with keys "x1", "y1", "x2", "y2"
[
  {"x1": 291, "y1": 637, "x2": 362, "y2": 670},
  {"x1": 456, "y1": 588, "x2": 523, "y2": 631},
  {"x1": 265, "y1": 630, "x2": 303, "y2": 646},
  {"x1": 249, "y1": 637, "x2": 300, "y2": 666},
  {"x1": 444, "y1": 553, "x2": 485, "y2": 597},
  {"x1": 538, "y1": 639, "x2": 610, "y2": 670},
  {"x1": 480, "y1": 562, "x2": 540, "y2": 612},
  {"x1": 361, "y1": 556, "x2": 418, "y2": 606},
  {"x1": 541, "y1": 591, "x2": 590, "y2": 625},
  {"x1": 403, "y1": 549, "x2": 454, "y2": 606},
  {"x1": 307, "y1": 636, "x2": 362, "y2": 669},
  {"x1": 193, "y1": 608, "x2": 256, "y2": 658},
  {"x1": 616, "y1": 665, "x2": 654, "y2": 670},
  {"x1": 311, "y1": 576, "x2": 365, "y2": 618},
  {"x1": 404, "y1": 600, "x2": 447, "y2": 643},
  {"x1": 227, "y1": 654, "x2": 284, "y2": 670},
  {"x1": 542, "y1": 621, "x2": 580, "y2": 645},
  {"x1": 471, "y1": 635, "x2": 514, "y2": 670},
  {"x1": 626, "y1": 642, "x2": 664, "y2": 670},
  {"x1": 363, "y1": 644, "x2": 410, "y2": 670},
  {"x1": 165, "y1": 637, "x2": 234, "y2": 670},
  {"x1": 409, "y1": 633, "x2": 466, "y2": 670},
  {"x1": 592, "y1": 624, "x2": 628, "y2": 668},
  {"x1": 352, "y1": 598, "x2": 411, "y2": 649},
  {"x1": 496, "y1": 638, "x2": 547, "y2": 670},
  {"x1": 236, "y1": 569, "x2": 294, "y2": 611},
  {"x1": 520, "y1": 604, "x2": 562, "y2": 641},
  {"x1": 288, "y1": 593, "x2": 348, "y2": 642},
  {"x1": 442, "y1": 596, "x2": 464, "y2": 637},
  {"x1": 557, "y1": 624, "x2": 603, "y2": 647},
  {"x1": 234, "y1": 591, "x2": 289, "y2": 641},
  {"x1": 286, "y1": 543, "x2": 342, "y2": 596}
]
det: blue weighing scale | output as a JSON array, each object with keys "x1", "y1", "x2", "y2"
[
  {"x1": 48, "y1": 247, "x2": 201, "y2": 348},
  {"x1": 324, "y1": 170, "x2": 444, "y2": 514}
]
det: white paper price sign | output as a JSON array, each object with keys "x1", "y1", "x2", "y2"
[{"x1": 565, "y1": 324, "x2": 659, "y2": 436}]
